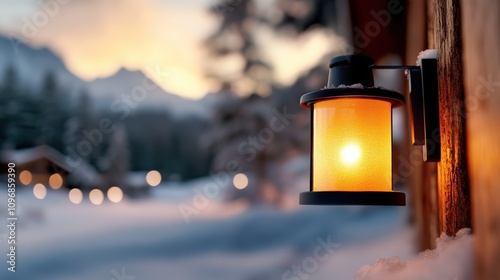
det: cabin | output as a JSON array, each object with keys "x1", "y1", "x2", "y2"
[{"x1": 0, "y1": 145, "x2": 101, "y2": 188}]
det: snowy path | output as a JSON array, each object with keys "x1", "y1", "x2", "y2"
[{"x1": 0, "y1": 184, "x2": 415, "y2": 280}]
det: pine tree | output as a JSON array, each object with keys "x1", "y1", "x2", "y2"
[
  {"x1": 102, "y1": 123, "x2": 129, "y2": 188},
  {"x1": 0, "y1": 66, "x2": 21, "y2": 150},
  {"x1": 39, "y1": 71, "x2": 65, "y2": 151},
  {"x1": 64, "y1": 89, "x2": 95, "y2": 164}
]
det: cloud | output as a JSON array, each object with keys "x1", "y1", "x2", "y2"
[
  {"x1": 8, "y1": 0, "x2": 217, "y2": 99},
  {"x1": 2, "y1": 0, "x2": 347, "y2": 99}
]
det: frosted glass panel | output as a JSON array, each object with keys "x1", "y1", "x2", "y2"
[{"x1": 312, "y1": 98, "x2": 392, "y2": 191}]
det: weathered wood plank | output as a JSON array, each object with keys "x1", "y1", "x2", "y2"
[
  {"x1": 406, "y1": 0, "x2": 441, "y2": 250},
  {"x1": 462, "y1": 0, "x2": 500, "y2": 278},
  {"x1": 432, "y1": 0, "x2": 471, "y2": 235}
]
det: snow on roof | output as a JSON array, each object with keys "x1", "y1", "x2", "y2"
[
  {"x1": 1, "y1": 145, "x2": 70, "y2": 170},
  {"x1": 355, "y1": 228, "x2": 473, "y2": 280},
  {"x1": 416, "y1": 49, "x2": 438, "y2": 66},
  {"x1": 1, "y1": 145, "x2": 100, "y2": 185}
]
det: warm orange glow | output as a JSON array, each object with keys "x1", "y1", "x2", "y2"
[
  {"x1": 89, "y1": 189, "x2": 104, "y2": 205},
  {"x1": 19, "y1": 170, "x2": 32, "y2": 185},
  {"x1": 107, "y1": 186, "x2": 124, "y2": 203},
  {"x1": 69, "y1": 188, "x2": 83, "y2": 204},
  {"x1": 49, "y1": 173, "x2": 63, "y2": 189},
  {"x1": 33, "y1": 183, "x2": 47, "y2": 199},
  {"x1": 146, "y1": 170, "x2": 162, "y2": 187},
  {"x1": 340, "y1": 144, "x2": 362, "y2": 165},
  {"x1": 312, "y1": 98, "x2": 392, "y2": 191}
]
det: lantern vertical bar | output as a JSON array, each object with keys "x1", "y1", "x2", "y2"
[
  {"x1": 409, "y1": 69, "x2": 425, "y2": 145},
  {"x1": 309, "y1": 103, "x2": 314, "y2": 192},
  {"x1": 390, "y1": 106, "x2": 394, "y2": 189}
]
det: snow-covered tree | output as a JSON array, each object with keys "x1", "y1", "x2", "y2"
[
  {"x1": 0, "y1": 66, "x2": 20, "y2": 150},
  {"x1": 39, "y1": 71, "x2": 65, "y2": 151},
  {"x1": 64, "y1": 89, "x2": 98, "y2": 165},
  {"x1": 101, "y1": 123, "x2": 129, "y2": 188},
  {"x1": 205, "y1": 93, "x2": 303, "y2": 206}
]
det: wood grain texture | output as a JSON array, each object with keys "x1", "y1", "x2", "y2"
[
  {"x1": 406, "y1": 0, "x2": 441, "y2": 250},
  {"x1": 433, "y1": 0, "x2": 471, "y2": 235},
  {"x1": 462, "y1": 0, "x2": 500, "y2": 278}
]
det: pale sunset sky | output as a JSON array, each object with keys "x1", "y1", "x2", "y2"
[{"x1": 0, "y1": 0, "x2": 346, "y2": 99}]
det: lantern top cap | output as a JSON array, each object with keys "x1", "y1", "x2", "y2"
[
  {"x1": 329, "y1": 55, "x2": 375, "y2": 68},
  {"x1": 300, "y1": 87, "x2": 405, "y2": 109},
  {"x1": 300, "y1": 55, "x2": 404, "y2": 109}
]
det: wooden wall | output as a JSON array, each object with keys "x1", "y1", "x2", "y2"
[
  {"x1": 432, "y1": 0, "x2": 472, "y2": 236},
  {"x1": 405, "y1": 0, "x2": 442, "y2": 250},
  {"x1": 409, "y1": 0, "x2": 472, "y2": 250},
  {"x1": 461, "y1": 0, "x2": 500, "y2": 278}
]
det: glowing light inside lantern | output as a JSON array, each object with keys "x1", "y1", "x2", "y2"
[
  {"x1": 312, "y1": 98, "x2": 392, "y2": 192},
  {"x1": 340, "y1": 144, "x2": 361, "y2": 165}
]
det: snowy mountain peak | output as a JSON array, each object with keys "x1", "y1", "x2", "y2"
[{"x1": 0, "y1": 34, "x2": 217, "y2": 117}]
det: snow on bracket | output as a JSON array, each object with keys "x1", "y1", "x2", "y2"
[{"x1": 416, "y1": 49, "x2": 438, "y2": 66}]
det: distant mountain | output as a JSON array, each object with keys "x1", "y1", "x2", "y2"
[
  {"x1": 87, "y1": 67, "x2": 208, "y2": 117},
  {"x1": 0, "y1": 35, "x2": 219, "y2": 118},
  {"x1": 0, "y1": 36, "x2": 84, "y2": 89}
]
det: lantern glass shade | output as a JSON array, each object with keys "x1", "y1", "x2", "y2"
[{"x1": 312, "y1": 98, "x2": 392, "y2": 192}]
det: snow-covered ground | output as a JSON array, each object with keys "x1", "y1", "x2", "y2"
[{"x1": 0, "y1": 176, "x2": 472, "y2": 280}]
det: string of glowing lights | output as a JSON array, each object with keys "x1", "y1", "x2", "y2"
[{"x1": 20, "y1": 169, "x2": 250, "y2": 204}]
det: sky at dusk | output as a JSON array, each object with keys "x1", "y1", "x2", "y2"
[{"x1": 0, "y1": 0, "x2": 346, "y2": 99}]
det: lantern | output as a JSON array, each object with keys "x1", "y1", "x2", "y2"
[{"x1": 299, "y1": 55, "x2": 406, "y2": 206}]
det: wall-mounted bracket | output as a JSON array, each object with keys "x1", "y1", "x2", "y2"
[
  {"x1": 372, "y1": 58, "x2": 441, "y2": 162},
  {"x1": 409, "y1": 58, "x2": 441, "y2": 162}
]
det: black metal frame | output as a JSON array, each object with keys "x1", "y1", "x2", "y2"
[
  {"x1": 300, "y1": 191, "x2": 406, "y2": 206},
  {"x1": 300, "y1": 87, "x2": 405, "y2": 109},
  {"x1": 374, "y1": 60, "x2": 440, "y2": 162}
]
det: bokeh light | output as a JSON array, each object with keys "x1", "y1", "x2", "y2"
[
  {"x1": 33, "y1": 183, "x2": 47, "y2": 199},
  {"x1": 69, "y1": 188, "x2": 83, "y2": 204},
  {"x1": 107, "y1": 186, "x2": 124, "y2": 203},
  {"x1": 146, "y1": 170, "x2": 162, "y2": 187},
  {"x1": 19, "y1": 170, "x2": 32, "y2": 185},
  {"x1": 49, "y1": 173, "x2": 63, "y2": 189},
  {"x1": 233, "y1": 173, "x2": 249, "y2": 190},
  {"x1": 89, "y1": 189, "x2": 104, "y2": 205}
]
